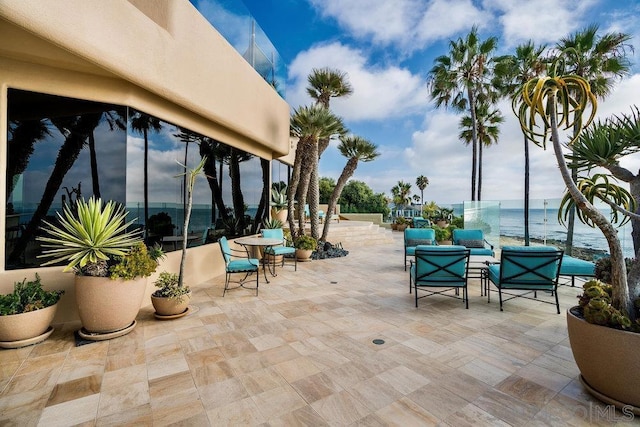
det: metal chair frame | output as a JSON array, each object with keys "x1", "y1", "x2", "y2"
[
  {"x1": 487, "y1": 248, "x2": 564, "y2": 313},
  {"x1": 410, "y1": 246, "x2": 471, "y2": 309},
  {"x1": 218, "y1": 236, "x2": 260, "y2": 296}
]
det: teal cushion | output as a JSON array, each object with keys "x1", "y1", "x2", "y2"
[
  {"x1": 265, "y1": 246, "x2": 295, "y2": 256},
  {"x1": 228, "y1": 259, "x2": 259, "y2": 272},
  {"x1": 560, "y1": 255, "x2": 595, "y2": 276}
]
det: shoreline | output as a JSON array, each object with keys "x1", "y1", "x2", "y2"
[{"x1": 500, "y1": 235, "x2": 607, "y2": 261}]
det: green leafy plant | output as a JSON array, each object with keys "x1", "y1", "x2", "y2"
[
  {"x1": 295, "y1": 234, "x2": 317, "y2": 250},
  {"x1": 270, "y1": 186, "x2": 288, "y2": 211},
  {"x1": 262, "y1": 217, "x2": 283, "y2": 229},
  {"x1": 577, "y1": 280, "x2": 639, "y2": 332},
  {"x1": 152, "y1": 272, "x2": 190, "y2": 302},
  {"x1": 37, "y1": 197, "x2": 163, "y2": 280},
  {"x1": 432, "y1": 225, "x2": 452, "y2": 242},
  {"x1": 0, "y1": 274, "x2": 64, "y2": 316},
  {"x1": 109, "y1": 242, "x2": 164, "y2": 280},
  {"x1": 395, "y1": 217, "x2": 408, "y2": 225}
]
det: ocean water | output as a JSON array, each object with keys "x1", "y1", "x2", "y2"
[{"x1": 500, "y1": 208, "x2": 635, "y2": 257}]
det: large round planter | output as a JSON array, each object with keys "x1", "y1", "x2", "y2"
[
  {"x1": 567, "y1": 307, "x2": 640, "y2": 414},
  {"x1": 151, "y1": 292, "x2": 192, "y2": 318},
  {"x1": 295, "y1": 248, "x2": 313, "y2": 262},
  {"x1": 75, "y1": 275, "x2": 147, "y2": 336},
  {"x1": 271, "y1": 208, "x2": 288, "y2": 224},
  {"x1": 0, "y1": 303, "x2": 58, "y2": 347}
]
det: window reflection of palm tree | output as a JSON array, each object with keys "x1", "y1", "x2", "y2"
[
  {"x1": 129, "y1": 110, "x2": 162, "y2": 239},
  {"x1": 7, "y1": 119, "x2": 51, "y2": 199},
  {"x1": 8, "y1": 113, "x2": 103, "y2": 265}
]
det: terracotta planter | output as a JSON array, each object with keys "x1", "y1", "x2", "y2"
[
  {"x1": 567, "y1": 307, "x2": 640, "y2": 414},
  {"x1": 295, "y1": 248, "x2": 313, "y2": 261},
  {"x1": 0, "y1": 303, "x2": 57, "y2": 344},
  {"x1": 264, "y1": 253, "x2": 284, "y2": 265},
  {"x1": 75, "y1": 275, "x2": 147, "y2": 334},
  {"x1": 271, "y1": 208, "x2": 288, "y2": 224},
  {"x1": 151, "y1": 292, "x2": 191, "y2": 317}
]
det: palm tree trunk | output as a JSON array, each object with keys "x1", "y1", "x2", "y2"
[
  {"x1": 88, "y1": 132, "x2": 101, "y2": 198},
  {"x1": 549, "y1": 97, "x2": 632, "y2": 319},
  {"x1": 523, "y1": 135, "x2": 530, "y2": 246},
  {"x1": 321, "y1": 158, "x2": 357, "y2": 241},
  {"x1": 143, "y1": 128, "x2": 149, "y2": 238},
  {"x1": 478, "y1": 142, "x2": 483, "y2": 201},
  {"x1": 287, "y1": 138, "x2": 307, "y2": 237},
  {"x1": 468, "y1": 90, "x2": 478, "y2": 201}
]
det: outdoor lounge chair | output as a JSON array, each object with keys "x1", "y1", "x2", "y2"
[
  {"x1": 218, "y1": 236, "x2": 260, "y2": 296},
  {"x1": 486, "y1": 246, "x2": 564, "y2": 313},
  {"x1": 559, "y1": 255, "x2": 595, "y2": 287},
  {"x1": 452, "y1": 229, "x2": 494, "y2": 256},
  {"x1": 412, "y1": 217, "x2": 431, "y2": 228},
  {"x1": 261, "y1": 228, "x2": 297, "y2": 272},
  {"x1": 410, "y1": 245, "x2": 470, "y2": 308},
  {"x1": 404, "y1": 228, "x2": 436, "y2": 271}
]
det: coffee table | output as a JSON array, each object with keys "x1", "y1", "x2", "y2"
[{"x1": 469, "y1": 255, "x2": 499, "y2": 296}]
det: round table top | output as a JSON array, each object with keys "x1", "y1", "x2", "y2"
[{"x1": 235, "y1": 237, "x2": 283, "y2": 246}]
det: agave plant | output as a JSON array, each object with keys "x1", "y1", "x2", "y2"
[
  {"x1": 270, "y1": 186, "x2": 288, "y2": 211},
  {"x1": 37, "y1": 197, "x2": 143, "y2": 275}
]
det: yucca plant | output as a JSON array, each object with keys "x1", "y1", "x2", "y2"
[{"x1": 38, "y1": 197, "x2": 145, "y2": 276}]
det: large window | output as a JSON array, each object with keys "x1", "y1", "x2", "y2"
[{"x1": 5, "y1": 89, "x2": 270, "y2": 270}]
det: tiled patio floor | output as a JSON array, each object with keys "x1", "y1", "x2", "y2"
[{"x1": 0, "y1": 234, "x2": 636, "y2": 426}]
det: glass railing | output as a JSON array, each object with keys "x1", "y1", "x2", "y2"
[
  {"x1": 188, "y1": 0, "x2": 287, "y2": 98},
  {"x1": 463, "y1": 199, "x2": 634, "y2": 258}
]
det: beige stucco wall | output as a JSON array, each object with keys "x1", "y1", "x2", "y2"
[{"x1": 0, "y1": 1, "x2": 291, "y2": 322}]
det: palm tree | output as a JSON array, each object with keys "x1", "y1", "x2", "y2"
[
  {"x1": 416, "y1": 175, "x2": 429, "y2": 215},
  {"x1": 306, "y1": 67, "x2": 353, "y2": 157},
  {"x1": 554, "y1": 24, "x2": 632, "y2": 255},
  {"x1": 129, "y1": 111, "x2": 163, "y2": 238},
  {"x1": 391, "y1": 181, "x2": 412, "y2": 212},
  {"x1": 428, "y1": 26, "x2": 498, "y2": 201},
  {"x1": 289, "y1": 105, "x2": 346, "y2": 239},
  {"x1": 321, "y1": 136, "x2": 379, "y2": 241},
  {"x1": 6, "y1": 119, "x2": 51, "y2": 199},
  {"x1": 458, "y1": 102, "x2": 504, "y2": 200},
  {"x1": 494, "y1": 41, "x2": 547, "y2": 245}
]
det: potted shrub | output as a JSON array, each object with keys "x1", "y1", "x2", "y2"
[
  {"x1": 270, "y1": 186, "x2": 288, "y2": 224},
  {"x1": 151, "y1": 272, "x2": 191, "y2": 318},
  {"x1": 294, "y1": 234, "x2": 317, "y2": 261},
  {"x1": 395, "y1": 217, "x2": 409, "y2": 232},
  {"x1": 433, "y1": 225, "x2": 453, "y2": 245},
  {"x1": 516, "y1": 65, "x2": 640, "y2": 411},
  {"x1": 152, "y1": 157, "x2": 207, "y2": 318},
  {"x1": 0, "y1": 274, "x2": 64, "y2": 348},
  {"x1": 38, "y1": 197, "x2": 164, "y2": 340},
  {"x1": 432, "y1": 207, "x2": 453, "y2": 228}
]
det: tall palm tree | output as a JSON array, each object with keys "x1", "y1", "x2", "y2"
[
  {"x1": 306, "y1": 67, "x2": 353, "y2": 156},
  {"x1": 494, "y1": 41, "x2": 547, "y2": 245},
  {"x1": 6, "y1": 119, "x2": 51, "y2": 199},
  {"x1": 129, "y1": 110, "x2": 163, "y2": 238},
  {"x1": 428, "y1": 26, "x2": 498, "y2": 201},
  {"x1": 458, "y1": 102, "x2": 504, "y2": 200},
  {"x1": 321, "y1": 136, "x2": 379, "y2": 241},
  {"x1": 391, "y1": 181, "x2": 412, "y2": 212},
  {"x1": 416, "y1": 175, "x2": 429, "y2": 215},
  {"x1": 289, "y1": 105, "x2": 346, "y2": 238},
  {"x1": 554, "y1": 24, "x2": 632, "y2": 255}
]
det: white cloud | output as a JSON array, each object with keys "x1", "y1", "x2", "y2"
[
  {"x1": 483, "y1": 0, "x2": 597, "y2": 48},
  {"x1": 287, "y1": 42, "x2": 429, "y2": 121},
  {"x1": 416, "y1": 0, "x2": 492, "y2": 44}
]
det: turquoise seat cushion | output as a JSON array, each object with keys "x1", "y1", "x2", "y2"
[
  {"x1": 469, "y1": 247, "x2": 494, "y2": 256},
  {"x1": 228, "y1": 258, "x2": 259, "y2": 272},
  {"x1": 265, "y1": 246, "x2": 295, "y2": 256},
  {"x1": 560, "y1": 255, "x2": 595, "y2": 277},
  {"x1": 491, "y1": 246, "x2": 561, "y2": 289}
]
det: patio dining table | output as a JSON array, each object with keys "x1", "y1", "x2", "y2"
[{"x1": 234, "y1": 236, "x2": 283, "y2": 283}]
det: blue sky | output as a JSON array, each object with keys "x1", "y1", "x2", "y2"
[{"x1": 239, "y1": 0, "x2": 640, "y2": 205}]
